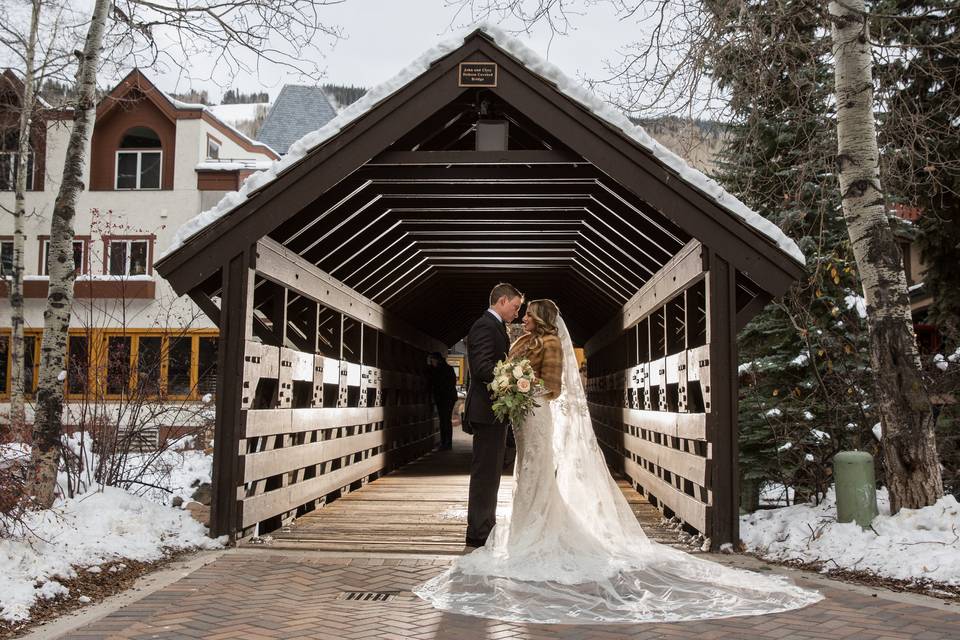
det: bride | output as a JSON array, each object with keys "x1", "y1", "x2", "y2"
[{"x1": 413, "y1": 298, "x2": 823, "y2": 624}]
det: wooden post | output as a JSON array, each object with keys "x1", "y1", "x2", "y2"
[
  {"x1": 209, "y1": 248, "x2": 254, "y2": 540},
  {"x1": 271, "y1": 285, "x2": 287, "y2": 347},
  {"x1": 707, "y1": 251, "x2": 739, "y2": 548}
]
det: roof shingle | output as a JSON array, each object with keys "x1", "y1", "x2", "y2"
[{"x1": 257, "y1": 85, "x2": 338, "y2": 155}]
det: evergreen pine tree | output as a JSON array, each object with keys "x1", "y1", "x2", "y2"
[
  {"x1": 873, "y1": 0, "x2": 960, "y2": 344},
  {"x1": 708, "y1": 0, "x2": 877, "y2": 506},
  {"x1": 321, "y1": 83, "x2": 366, "y2": 109}
]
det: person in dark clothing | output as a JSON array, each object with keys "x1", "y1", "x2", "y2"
[
  {"x1": 463, "y1": 283, "x2": 523, "y2": 547},
  {"x1": 428, "y1": 351, "x2": 458, "y2": 450}
]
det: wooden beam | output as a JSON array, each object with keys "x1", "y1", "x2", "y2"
[
  {"x1": 254, "y1": 237, "x2": 445, "y2": 353},
  {"x1": 623, "y1": 457, "x2": 708, "y2": 532},
  {"x1": 706, "y1": 251, "x2": 738, "y2": 548},
  {"x1": 736, "y1": 291, "x2": 773, "y2": 332},
  {"x1": 243, "y1": 420, "x2": 426, "y2": 483},
  {"x1": 589, "y1": 403, "x2": 707, "y2": 441},
  {"x1": 585, "y1": 240, "x2": 705, "y2": 356},
  {"x1": 357, "y1": 163, "x2": 603, "y2": 181},
  {"x1": 209, "y1": 248, "x2": 254, "y2": 539},
  {"x1": 241, "y1": 405, "x2": 429, "y2": 438},
  {"x1": 367, "y1": 150, "x2": 584, "y2": 165},
  {"x1": 188, "y1": 289, "x2": 220, "y2": 328}
]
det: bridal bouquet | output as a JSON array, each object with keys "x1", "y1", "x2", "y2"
[{"x1": 488, "y1": 357, "x2": 545, "y2": 426}]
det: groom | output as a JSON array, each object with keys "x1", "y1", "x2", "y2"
[{"x1": 463, "y1": 283, "x2": 524, "y2": 547}]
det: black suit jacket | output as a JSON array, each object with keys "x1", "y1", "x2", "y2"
[{"x1": 464, "y1": 311, "x2": 510, "y2": 427}]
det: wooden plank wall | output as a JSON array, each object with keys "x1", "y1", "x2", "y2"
[
  {"x1": 212, "y1": 239, "x2": 446, "y2": 538},
  {"x1": 584, "y1": 240, "x2": 719, "y2": 539},
  {"x1": 237, "y1": 352, "x2": 436, "y2": 533}
]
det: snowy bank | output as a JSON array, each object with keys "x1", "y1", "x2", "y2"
[
  {"x1": 0, "y1": 486, "x2": 222, "y2": 623},
  {"x1": 1, "y1": 442, "x2": 217, "y2": 624},
  {"x1": 741, "y1": 488, "x2": 960, "y2": 586}
]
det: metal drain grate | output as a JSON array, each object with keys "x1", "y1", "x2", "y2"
[{"x1": 337, "y1": 591, "x2": 399, "y2": 602}]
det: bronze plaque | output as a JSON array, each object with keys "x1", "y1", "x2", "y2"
[{"x1": 458, "y1": 62, "x2": 497, "y2": 87}]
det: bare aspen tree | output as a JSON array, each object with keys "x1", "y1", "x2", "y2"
[
  {"x1": 829, "y1": 0, "x2": 942, "y2": 511},
  {"x1": 27, "y1": 0, "x2": 112, "y2": 508},
  {"x1": 22, "y1": 0, "x2": 343, "y2": 507},
  {"x1": 8, "y1": 0, "x2": 42, "y2": 437}
]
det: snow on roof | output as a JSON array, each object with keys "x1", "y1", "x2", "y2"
[
  {"x1": 162, "y1": 25, "x2": 805, "y2": 265},
  {"x1": 199, "y1": 107, "x2": 279, "y2": 157},
  {"x1": 196, "y1": 159, "x2": 274, "y2": 171},
  {"x1": 147, "y1": 83, "x2": 277, "y2": 156},
  {"x1": 162, "y1": 93, "x2": 206, "y2": 110}
]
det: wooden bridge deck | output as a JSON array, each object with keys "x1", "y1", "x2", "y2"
[{"x1": 252, "y1": 427, "x2": 679, "y2": 554}]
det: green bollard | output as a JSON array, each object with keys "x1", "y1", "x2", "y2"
[{"x1": 833, "y1": 451, "x2": 879, "y2": 528}]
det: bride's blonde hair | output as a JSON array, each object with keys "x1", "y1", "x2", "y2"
[{"x1": 522, "y1": 299, "x2": 559, "y2": 355}]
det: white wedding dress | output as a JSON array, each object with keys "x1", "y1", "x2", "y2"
[{"x1": 413, "y1": 316, "x2": 823, "y2": 624}]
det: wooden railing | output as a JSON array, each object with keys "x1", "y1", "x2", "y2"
[
  {"x1": 585, "y1": 240, "x2": 724, "y2": 537},
  {"x1": 237, "y1": 343, "x2": 435, "y2": 531},
  {"x1": 587, "y1": 346, "x2": 712, "y2": 531},
  {"x1": 207, "y1": 238, "x2": 446, "y2": 538}
]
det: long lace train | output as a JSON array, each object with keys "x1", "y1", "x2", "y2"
[{"x1": 413, "y1": 316, "x2": 822, "y2": 624}]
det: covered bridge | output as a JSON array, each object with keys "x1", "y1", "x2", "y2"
[{"x1": 155, "y1": 28, "x2": 805, "y2": 548}]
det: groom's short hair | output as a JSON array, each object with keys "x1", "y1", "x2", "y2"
[{"x1": 489, "y1": 282, "x2": 523, "y2": 306}]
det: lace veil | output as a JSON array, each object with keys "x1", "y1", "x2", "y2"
[{"x1": 413, "y1": 315, "x2": 823, "y2": 624}]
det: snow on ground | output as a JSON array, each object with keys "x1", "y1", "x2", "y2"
[
  {"x1": 0, "y1": 442, "x2": 218, "y2": 623},
  {"x1": 759, "y1": 482, "x2": 795, "y2": 507},
  {"x1": 0, "y1": 442, "x2": 30, "y2": 467},
  {"x1": 0, "y1": 486, "x2": 222, "y2": 623},
  {"x1": 742, "y1": 488, "x2": 960, "y2": 586},
  {"x1": 51, "y1": 433, "x2": 213, "y2": 507},
  {"x1": 162, "y1": 25, "x2": 806, "y2": 265}
]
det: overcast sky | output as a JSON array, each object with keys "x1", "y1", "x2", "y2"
[{"x1": 155, "y1": 0, "x2": 647, "y2": 103}]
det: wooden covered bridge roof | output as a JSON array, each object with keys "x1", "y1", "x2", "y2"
[{"x1": 156, "y1": 28, "x2": 804, "y2": 346}]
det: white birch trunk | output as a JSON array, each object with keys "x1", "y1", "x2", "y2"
[
  {"x1": 26, "y1": 0, "x2": 111, "y2": 507},
  {"x1": 9, "y1": 0, "x2": 42, "y2": 435},
  {"x1": 829, "y1": 0, "x2": 943, "y2": 513}
]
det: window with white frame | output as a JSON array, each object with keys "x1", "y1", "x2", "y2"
[
  {"x1": 0, "y1": 241, "x2": 13, "y2": 276},
  {"x1": 41, "y1": 239, "x2": 86, "y2": 275},
  {"x1": 206, "y1": 135, "x2": 221, "y2": 160},
  {"x1": 108, "y1": 239, "x2": 150, "y2": 276},
  {"x1": 115, "y1": 126, "x2": 162, "y2": 190}
]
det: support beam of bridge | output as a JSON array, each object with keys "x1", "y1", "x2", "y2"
[
  {"x1": 584, "y1": 240, "x2": 704, "y2": 356},
  {"x1": 707, "y1": 251, "x2": 739, "y2": 547},
  {"x1": 209, "y1": 247, "x2": 255, "y2": 539},
  {"x1": 736, "y1": 292, "x2": 772, "y2": 332},
  {"x1": 368, "y1": 150, "x2": 584, "y2": 165},
  {"x1": 255, "y1": 237, "x2": 446, "y2": 353}
]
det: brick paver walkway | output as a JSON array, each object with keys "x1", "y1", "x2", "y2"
[
  {"x1": 65, "y1": 552, "x2": 960, "y2": 639},
  {"x1": 63, "y1": 430, "x2": 960, "y2": 639}
]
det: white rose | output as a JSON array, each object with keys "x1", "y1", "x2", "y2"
[
  {"x1": 517, "y1": 378, "x2": 531, "y2": 393},
  {"x1": 498, "y1": 377, "x2": 511, "y2": 390},
  {"x1": 512, "y1": 365, "x2": 525, "y2": 379}
]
